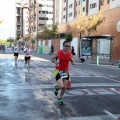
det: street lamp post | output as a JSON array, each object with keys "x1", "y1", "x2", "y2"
[{"x1": 36, "y1": 4, "x2": 38, "y2": 52}]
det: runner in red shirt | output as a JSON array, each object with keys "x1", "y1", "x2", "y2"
[{"x1": 51, "y1": 40, "x2": 75, "y2": 104}]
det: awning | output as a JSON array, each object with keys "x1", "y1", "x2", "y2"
[{"x1": 83, "y1": 35, "x2": 114, "y2": 40}]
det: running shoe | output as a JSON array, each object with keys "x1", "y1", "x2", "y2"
[
  {"x1": 54, "y1": 85, "x2": 58, "y2": 96},
  {"x1": 58, "y1": 98, "x2": 63, "y2": 105}
]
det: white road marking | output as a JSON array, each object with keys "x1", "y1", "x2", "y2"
[
  {"x1": 103, "y1": 76, "x2": 120, "y2": 83},
  {"x1": 2, "y1": 83, "x2": 120, "y2": 89},
  {"x1": 103, "y1": 110, "x2": 117, "y2": 119},
  {"x1": 59, "y1": 114, "x2": 120, "y2": 120}
]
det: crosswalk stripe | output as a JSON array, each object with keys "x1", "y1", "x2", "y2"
[{"x1": 59, "y1": 114, "x2": 120, "y2": 120}]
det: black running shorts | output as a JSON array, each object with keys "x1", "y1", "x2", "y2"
[
  {"x1": 55, "y1": 72, "x2": 69, "y2": 81},
  {"x1": 14, "y1": 53, "x2": 19, "y2": 57},
  {"x1": 25, "y1": 56, "x2": 31, "y2": 61}
]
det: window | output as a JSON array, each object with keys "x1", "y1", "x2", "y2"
[
  {"x1": 48, "y1": 18, "x2": 53, "y2": 20},
  {"x1": 39, "y1": 17, "x2": 48, "y2": 20},
  {"x1": 64, "y1": 7, "x2": 66, "y2": 11},
  {"x1": 90, "y1": 3, "x2": 97, "y2": 9},
  {"x1": 69, "y1": 12, "x2": 72, "y2": 17},
  {"x1": 39, "y1": 11, "x2": 48, "y2": 14},
  {"x1": 63, "y1": 15, "x2": 65, "y2": 19},
  {"x1": 48, "y1": 12, "x2": 53, "y2": 14},
  {"x1": 107, "y1": 0, "x2": 110, "y2": 3},
  {"x1": 39, "y1": 4, "x2": 42, "y2": 7},
  {"x1": 47, "y1": 5, "x2": 53, "y2": 7},
  {"x1": 39, "y1": 4, "x2": 53, "y2": 7},
  {"x1": 39, "y1": 24, "x2": 44, "y2": 26},
  {"x1": 69, "y1": 4, "x2": 72, "y2": 8},
  {"x1": 83, "y1": 7, "x2": 85, "y2": 12}
]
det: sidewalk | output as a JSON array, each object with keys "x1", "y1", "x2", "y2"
[{"x1": 32, "y1": 51, "x2": 119, "y2": 66}]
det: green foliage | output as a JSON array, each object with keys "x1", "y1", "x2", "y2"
[
  {"x1": 37, "y1": 24, "x2": 58, "y2": 40},
  {"x1": 49, "y1": 24, "x2": 58, "y2": 38},
  {"x1": 37, "y1": 26, "x2": 51, "y2": 40},
  {"x1": 65, "y1": 32, "x2": 73, "y2": 42},
  {"x1": 7, "y1": 37, "x2": 14, "y2": 43},
  {"x1": 0, "y1": 20, "x2": 3, "y2": 25},
  {"x1": 23, "y1": 36, "x2": 30, "y2": 41},
  {"x1": 0, "y1": 39, "x2": 10, "y2": 45},
  {"x1": 6, "y1": 37, "x2": 16, "y2": 46},
  {"x1": 31, "y1": 38, "x2": 35, "y2": 44},
  {"x1": 76, "y1": 7, "x2": 105, "y2": 36}
]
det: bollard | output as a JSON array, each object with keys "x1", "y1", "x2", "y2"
[
  {"x1": 119, "y1": 59, "x2": 120, "y2": 68},
  {"x1": 97, "y1": 56, "x2": 99, "y2": 65}
]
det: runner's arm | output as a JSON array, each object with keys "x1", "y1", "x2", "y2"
[
  {"x1": 50, "y1": 51, "x2": 58, "y2": 65},
  {"x1": 70, "y1": 55, "x2": 75, "y2": 65}
]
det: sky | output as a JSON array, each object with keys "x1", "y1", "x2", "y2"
[{"x1": 0, "y1": 0, "x2": 16, "y2": 40}]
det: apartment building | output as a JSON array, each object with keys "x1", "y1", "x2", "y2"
[
  {"x1": 28, "y1": 0, "x2": 53, "y2": 38},
  {"x1": 46, "y1": 0, "x2": 120, "y2": 60},
  {"x1": 53, "y1": 0, "x2": 62, "y2": 24},
  {"x1": 15, "y1": 0, "x2": 29, "y2": 40}
]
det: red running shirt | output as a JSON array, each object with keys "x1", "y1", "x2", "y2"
[{"x1": 56, "y1": 50, "x2": 71, "y2": 71}]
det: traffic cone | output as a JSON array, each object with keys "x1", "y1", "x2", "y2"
[
  {"x1": 67, "y1": 78, "x2": 72, "y2": 88},
  {"x1": 117, "y1": 117, "x2": 120, "y2": 120}
]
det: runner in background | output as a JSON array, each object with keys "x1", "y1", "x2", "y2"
[
  {"x1": 24, "y1": 45, "x2": 32, "y2": 70},
  {"x1": 13, "y1": 43, "x2": 19, "y2": 66}
]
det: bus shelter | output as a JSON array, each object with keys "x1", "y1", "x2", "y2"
[{"x1": 80, "y1": 35, "x2": 114, "y2": 62}]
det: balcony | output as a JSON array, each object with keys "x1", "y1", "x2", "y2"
[
  {"x1": 17, "y1": 12, "x2": 21, "y2": 16},
  {"x1": 17, "y1": 21, "x2": 21, "y2": 25},
  {"x1": 17, "y1": 29, "x2": 21, "y2": 31}
]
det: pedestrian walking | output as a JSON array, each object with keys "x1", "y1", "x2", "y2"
[
  {"x1": 51, "y1": 40, "x2": 75, "y2": 105},
  {"x1": 51, "y1": 45, "x2": 54, "y2": 54},
  {"x1": 71, "y1": 46, "x2": 75, "y2": 56},
  {"x1": 24, "y1": 45, "x2": 32, "y2": 70},
  {"x1": 13, "y1": 43, "x2": 19, "y2": 66}
]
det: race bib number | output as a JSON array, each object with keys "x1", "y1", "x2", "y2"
[{"x1": 59, "y1": 71, "x2": 68, "y2": 78}]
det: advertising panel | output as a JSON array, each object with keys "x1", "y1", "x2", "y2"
[{"x1": 81, "y1": 39, "x2": 92, "y2": 56}]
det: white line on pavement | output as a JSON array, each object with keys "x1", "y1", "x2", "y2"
[
  {"x1": 32, "y1": 83, "x2": 120, "y2": 89},
  {"x1": 59, "y1": 114, "x2": 120, "y2": 120},
  {"x1": 103, "y1": 76, "x2": 120, "y2": 83},
  {"x1": 1, "y1": 83, "x2": 120, "y2": 90},
  {"x1": 103, "y1": 110, "x2": 117, "y2": 119},
  {"x1": 70, "y1": 76, "x2": 116, "y2": 77}
]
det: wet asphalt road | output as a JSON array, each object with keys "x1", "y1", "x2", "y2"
[{"x1": 0, "y1": 48, "x2": 120, "y2": 120}]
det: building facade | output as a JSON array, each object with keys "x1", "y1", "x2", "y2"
[
  {"x1": 28, "y1": 0, "x2": 53, "y2": 38},
  {"x1": 53, "y1": 0, "x2": 62, "y2": 24},
  {"x1": 15, "y1": 0, "x2": 29, "y2": 40},
  {"x1": 42, "y1": 0, "x2": 120, "y2": 61}
]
